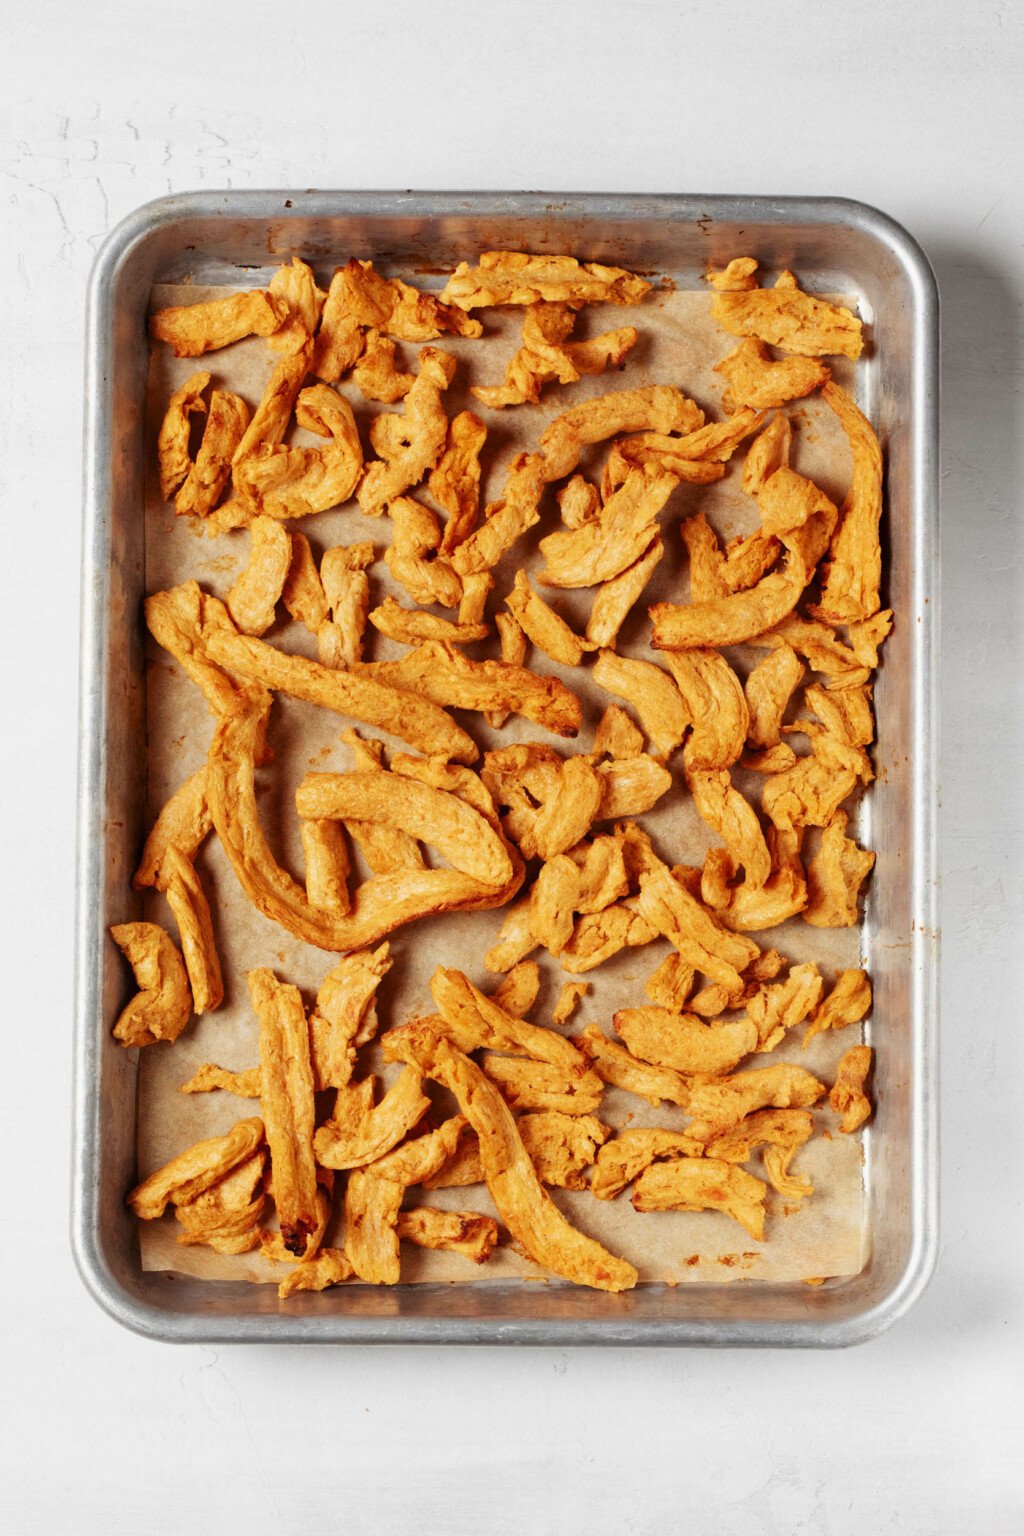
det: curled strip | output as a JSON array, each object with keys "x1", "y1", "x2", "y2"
[{"x1": 206, "y1": 687, "x2": 523, "y2": 953}]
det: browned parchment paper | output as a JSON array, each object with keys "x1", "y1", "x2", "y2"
[{"x1": 136, "y1": 277, "x2": 868, "y2": 1289}]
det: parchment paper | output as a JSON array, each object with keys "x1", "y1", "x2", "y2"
[{"x1": 137, "y1": 277, "x2": 868, "y2": 1289}]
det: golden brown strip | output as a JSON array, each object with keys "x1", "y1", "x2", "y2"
[
  {"x1": 128, "y1": 1118, "x2": 265, "y2": 1220},
  {"x1": 110, "y1": 921, "x2": 192, "y2": 1047},
  {"x1": 395, "y1": 1207, "x2": 499, "y2": 1262},
  {"x1": 160, "y1": 845, "x2": 224, "y2": 1015},
  {"x1": 632, "y1": 1158, "x2": 767, "y2": 1241},
  {"x1": 248, "y1": 970, "x2": 319, "y2": 1255},
  {"x1": 829, "y1": 1045, "x2": 873, "y2": 1133},
  {"x1": 577, "y1": 1025, "x2": 693, "y2": 1108},
  {"x1": 133, "y1": 767, "x2": 210, "y2": 890},
  {"x1": 314, "y1": 1066, "x2": 430, "y2": 1169},
  {"x1": 387, "y1": 1027, "x2": 637, "y2": 1292},
  {"x1": 149, "y1": 290, "x2": 288, "y2": 357},
  {"x1": 205, "y1": 628, "x2": 477, "y2": 762}
]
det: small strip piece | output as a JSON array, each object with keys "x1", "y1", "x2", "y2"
[
  {"x1": 804, "y1": 811, "x2": 876, "y2": 927},
  {"x1": 441, "y1": 251, "x2": 651, "y2": 311},
  {"x1": 282, "y1": 533, "x2": 329, "y2": 632},
  {"x1": 685, "y1": 1065, "x2": 825, "y2": 1141},
  {"x1": 128, "y1": 1118, "x2": 265, "y2": 1220},
  {"x1": 505, "y1": 570, "x2": 588, "y2": 667},
  {"x1": 158, "y1": 372, "x2": 210, "y2": 499},
  {"x1": 592, "y1": 1128, "x2": 703, "y2": 1200},
  {"x1": 538, "y1": 466, "x2": 678, "y2": 589},
  {"x1": 302, "y1": 819, "x2": 351, "y2": 913},
  {"x1": 308, "y1": 944, "x2": 392, "y2": 1091},
  {"x1": 552, "y1": 981, "x2": 589, "y2": 1025},
  {"x1": 430, "y1": 410, "x2": 488, "y2": 554},
  {"x1": 160, "y1": 845, "x2": 224, "y2": 1015},
  {"x1": 314, "y1": 1065, "x2": 430, "y2": 1169},
  {"x1": 811, "y1": 382, "x2": 885, "y2": 624},
  {"x1": 829, "y1": 1045, "x2": 873, "y2": 1133},
  {"x1": 395, "y1": 1207, "x2": 499, "y2": 1262},
  {"x1": 632, "y1": 1158, "x2": 767, "y2": 1241},
  {"x1": 637, "y1": 865, "x2": 760, "y2": 994},
  {"x1": 517, "y1": 1112, "x2": 608, "y2": 1190},
  {"x1": 803, "y1": 969, "x2": 872, "y2": 1047},
  {"x1": 318, "y1": 540, "x2": 374, "y2": 668},
  {"x1": 711, "y1": 284, "x2": 864, "y2": 359},
  {"x1": 133, "y1": 768, "x2": 210, "y2": 890},
  {"x1": 745, "y1": 645, "x2": 805, "y2": 748},
  {"x1": 612, "y1": 1006, "x2": 757, "y2": 1075},
  {"x1": 714, "y1": 338, "x2": 829, "y2": 413},
  {"x1": 593, "y1": 650, "x2": 689, "y2": 759},
  {"x1": 705, "y1": 257, "x2": 759, "y2": 292},
  {"x1": 360, "y1": 641, "x2": 582, "y2": 738},
  {"x1": 352, "y1": 330, "x2": 415, "y2": 403},
  {"x1": 206, "y1": 629, "x2": 477, "y2": 762},
  {"x1": 110, "y1": 921, "x2": 192, "y2": 1047},
  {"x1": 149, "y1": 290, "x2": 289, "y2": 357},
  {"x1": 585, "y1": 535, "x2": 664, "y2": 650},
  {"x1": 357, "y1": 348, "x2": 457, "y2": 517},
  {"x1": 344, "y1": 1117, "x2": 467, "y2": 1285},
  {"x1": 471, "y1": 301, "x2": 638, "y2": 408},
  {"x1": 577, "y1": 1025, "x2": 692, "y2": 1108},
  {"x1": 225, "y1": 517, "x2": 292, "y2": 636}
]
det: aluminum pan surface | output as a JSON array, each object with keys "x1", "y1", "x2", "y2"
[{"x1": 73, "y1": 191, "x2": 938, "y2": 1345}]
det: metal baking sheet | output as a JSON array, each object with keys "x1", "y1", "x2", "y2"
[{"x1": 72, "y1": 191, "x2": 939, "y2": 1345}]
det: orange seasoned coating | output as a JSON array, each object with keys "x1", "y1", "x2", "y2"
[
  {"x1": 361, "y1": 640, "x2": 582, "y2": 738},
  {"x1": 267, "y1": 257, "x2": 325, "y2": 355},
  {"x1": 357, "y1": 347, "x2": 457, "y2": 517},
  {"x1": 538, "y1": 465, "x2": 679, "y2": 589},
  {"x1": 471, "y1": 301, "x2": 637, "y2": 408},
  {"x1": 812, "y1": 382, "x2": 885, "y2": 624},
  {"x1": 282, "y1": 533, "x2": 330, "y2": 633},
  {"x1": 387, "y1": 1027, "x2": 637, "y2": 1292},
  {"x1": 431, "y1": 410, "x2": 488, "y2": 554},
  {"x1": 803, "y1": 970, "x2": 872, "y2": 1048},
  {"x1": 248, "y1": 969, "x2": 320, "y2": 1255},
  {"x1": 150, "y1": 289, "x2": 289, "y2": 357},
  {"x1": 441, "y1": 250, "x2": 651, "y2": 311},
  {"x1": 586, "y1": 535, "x2": 664, "y2": 650},
  {"x1": 745, "y1": 645, "x2": 805, "y2": 748},
  {"x1": 110, "y1": 921, "x2": 192, "y2": 1047},
  {"x1": 396, "y1": 1207, "x2": 499, "y2": 1263},
  {"x1": 128, "y1": 1117, "x2": 265, "y2": 1221},
  {"x1": 829, "y1": 1046, "x2": 873, "y2": 1133},
  {"x1": 577, "y1": 1026, "x2": 687, "y2": 1112},
  {"x1": 613, "y1": 1006, "x2": 757, "y2": 1075},
  {"x1": 714, "y1": 338, "x2": 829, "y2": 413},
  {"x1": 804, "y1": 810, "x2": 876, "y2": 927},
  {"x1": 711, "y1": 283, "x2": 864, "y2": 359},
  {"x1": 685, "y1": 1064, "x2": 825, "y2": 1142},
  {"x1": 705, "y1": 257, "x2": 759, "y2": 292},
  {"x1": 352, "y1": 330, "x2": 415, "y2": 403},
  {"x1": 225, "y1": 516, "x2": 292, "y2": 635},
  {"x1": 636, "y1": 864, "x2": 761, "y2": 994},
  {"x1": 160, "y1": 845, "x2": 224, "y2": 1016},
  {"x1": 632, "y1": 1158, "x2": 767, "y2": 1241},
  {"x1": 505, "y1": 570, "x2": 589, "y2": 667},
  {"x1": 592, "y1": 650, "x2": 689, "y2": 759},
  {"x1": 517, "y1": 1111, "x2": 608, "y2": 1189},
  {"x1": 233, "y1": 384, "x2": 363, "y2": 521}
]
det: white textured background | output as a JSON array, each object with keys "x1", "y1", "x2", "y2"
[{"x1": 2, "y1": 2, "x2": 1022, "y2": 1530}]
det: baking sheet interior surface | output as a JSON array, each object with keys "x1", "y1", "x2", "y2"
[{"x1": 133, "y1": 268, "x2": 871, "y2": 1295}]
